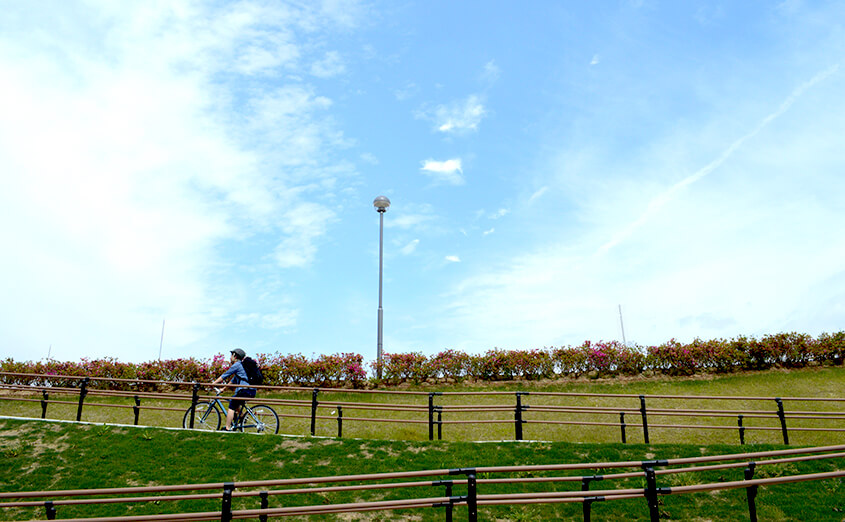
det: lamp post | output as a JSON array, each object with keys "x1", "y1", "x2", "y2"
[{"x1": 373, "y1": 195, "x2": 390, "y2": 380}]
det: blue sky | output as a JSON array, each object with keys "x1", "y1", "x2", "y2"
[{"x1": 1, "y1": 1, "x2": 844, "y2": 365}]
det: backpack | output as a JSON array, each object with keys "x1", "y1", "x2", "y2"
[{"x1": 241, "y1": 357, "x2": 264, "y2": 386}]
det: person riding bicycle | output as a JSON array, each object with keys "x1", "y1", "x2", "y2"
[{"x1": 211, "y1": 348, "x2": 256, "y2": 431}]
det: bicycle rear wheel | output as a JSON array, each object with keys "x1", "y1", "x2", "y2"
[
  {"x1": 182, "y1": 402, "x2": 221, "y2": 431},
  {"x1": 242, "y1": 404, "x2": 279, "y2": 434}
]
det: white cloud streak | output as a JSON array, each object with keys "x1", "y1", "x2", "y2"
[
  {"x1": 432, "y1": 95, "x2": 486, "y2": 134},
  {"x1": 598, "y1": 64, "x2": 841, "y2": 255},
  {"x1": 420, "y1": 158, "x2": 464, "y2": 185}
]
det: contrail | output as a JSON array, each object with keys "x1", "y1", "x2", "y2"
[{"x1": 597, "y1": 64, "x2": 840, "y2": 255}]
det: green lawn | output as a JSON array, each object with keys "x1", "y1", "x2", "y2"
[
  {"x1": 1, "y1": 367, "x2": 844, "y2": 520},
  {"x1": 1, "y1": 417, "x2": 843, "y2": 521},
  {"x1": 2, "y1": 366, "x2": 843, "y2": 445}
]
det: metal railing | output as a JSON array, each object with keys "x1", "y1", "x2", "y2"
[
  {"x1": 1, "y1": 371, "x2": 844, "y2": 444},
  {"x1": 1, "y1": 445, "x2": 843, "y2": 521}
]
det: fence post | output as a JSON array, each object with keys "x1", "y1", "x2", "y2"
[
  {"x1": 221, "y1": 482, "x2": 235, "y2": 522},
  {"x1": 428, "y1": 393, "x2": 435, "y2": 441},
  {"x1": 744, "y1": 462, "x2": 758, "y2": 522},
  {"x1": 443, "y1": 481, "x2": 453, "y2": 522},
  {"x1": 337, "y1": 406, "x2": 343, "y2": 438},
  {"x1": 466, "y1": 472, "x2": 477, "y2": 522},
  {"x1": 76, "y1": 377, "x2": 89, "y2": 422},
  {"x1": 583, "y1": 497, "x2": 596, "y2": 522},
  {"x1": 737, "y1": 415, "x2": 745, "y2": 445},
  {"x1": 581, "y1": 475, "x2": 602, "y2": 492},
  {"x1": 619, "y1": 412, "x2": 627, "y2": 443},
  {"x1": 515, "y1": 392, "x2": 528, "y2": 441},
  {"x1": 775, "y1": 398, "x2": 789, "y2": 445},
  {"x1": 41, "y1": 391, "x2": 49, "y2": 419},
  {"x1": 133, "y1": 396, "x2": 141, "y2": 425},
  {"x1": 189, "y1": 382, "x2": 200, "y2": 429},
  {"x1": 643, "y1": 466, "x2": 659, "y2": 522},
  {"x1": 436, "y1": 406, "x2": 443, "y2": 440},
  {"x1": 44, "y1": 501, "x2": 56, "y2": 520},
  {"x1": 310, "y1": 388, "x2": 319, "y2": 436},
  {"x1": 259, "y1": 491, "x2": 269, "y2": 522},
  {"x1": 639, "y1": 395, "x2": 650, "y2": 444}
]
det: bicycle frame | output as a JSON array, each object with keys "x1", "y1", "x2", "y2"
[{"x1": 201, "y1": 391, "x2": 260, "y2": 431}]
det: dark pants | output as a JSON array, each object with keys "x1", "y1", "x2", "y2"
[{"x1": 228, "y1": 388, "x2": 256, "y2": 411}]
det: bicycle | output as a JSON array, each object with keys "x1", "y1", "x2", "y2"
[{"x1": 182, "y1": 387, "x2": 279, "y2": 434}]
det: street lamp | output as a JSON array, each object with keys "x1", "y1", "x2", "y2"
[{"x1": 373, "y1": 195, "x2": 390, "y2": 379}]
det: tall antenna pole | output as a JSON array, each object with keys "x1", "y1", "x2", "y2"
[
  {"x1": 618, "y1": 304, "x2": 627, "y2": 346},
  {"x1": 158, "y1": 319, "x2": 166, "y2": 360}
]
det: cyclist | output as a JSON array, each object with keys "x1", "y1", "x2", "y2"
[{"x1": 211, "y1": 348, "x2": 256, "y2": 431}]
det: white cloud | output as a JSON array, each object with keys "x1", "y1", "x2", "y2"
[
  {"x1": 598, "y1": 63, "x2": 841, "y2": 255},
  {"x1": 311, "y1": 50, "x2": 346, "y2": 78},
  {"x1": 401, "y1": 239, "x2": 420, "y2": 255},
  {"x1": 482, "y1": 60, "x2": 501, "y2": 83},
  {"x1": 445, "y1": 255, "x2": 461, "y2": 263},
  {"x1": 433, "y1": 63, "x2": 845, "y2": 353},
  {"x1": 420, "y1": 158, "x2": 465, "y2": 185},
  {"x1": 483, "y1": 228, "x2": 495, "y2": 236},
  {"x1": 529, "y1": 187, "x2": 548, "y2": 203},
  {"x1": 590, "y1": 54, "x2": 600, "y2": 66},
  {"x1": 0, "y1": 2, "x2": 360, "y2": 362},
  {"x1": 394, "y1": 82, "x2": 419, "y2": 101},
  {"x1": 360, "y1": 152, "x2": 379, "y2": 165},
  {"x1": 422, "y1": 94, "x2": 486, "y2": 134}
]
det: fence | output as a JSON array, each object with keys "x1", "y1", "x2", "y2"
[
  {"x1": 1, "y1": 444, "x2": 843, "y2": 521},
  {"x1": 1, "y1": 372, "x2": 844, "y2": 444}
]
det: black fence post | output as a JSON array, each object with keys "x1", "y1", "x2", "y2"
[
  {"x1": 428, "y1": 392, "x2": 435, "y2": 441},
  {"x1": 775, "y1": 398, "x2": 789, "y2": 445},
  {"x1": 41, "y1": 391, "x2": 49, "y2": 419},
  {"x1": 310, "y1": 388, "x2": 319, "y2": 436},
  {"x1": 744, "y1": 462, "x2": 758, "y2": 522},
  {"x1": 436, "y1": 406, "x2": 443, "y2": 440},
  {"x1": 466, "y1": 472, "x2": 477, "y2": 522},
  {"x1": 738, "y1": 415, "x2": 745, "y2": 445},
  {"x1": 515, "y1": 392, "x2": 528, "y2": 441},
  {"x1": 76, "y1": 377, "x2": 89, "y2": 422},
  {"x1": 443, "y1": 481, "x2": 453, "y2": 522},
  {"x1": 336, "y1": 406, "x2": 343, "y2": 438},
  {"x1": 221, "y1": 482, "x2": 235, "y2": 522},
  {"x1": 189, "y1": 382, "x2": 199, "y2": 429},
  {"x1": 619, "y1": 412, "x2": 627, "y2": 443},
  {"x1": 583, "y1": 497, "x2": 596, "y2": 522},
  {"x1": 133, "y1": 396, "x2": 141, "y2": 425},
  {"x1": 639, "y1": 395, "x2": 650, "y2": 444},
  {"x1": 581, "y1": 475, "x2": 603, "y2": 492},
  {"x1": 259, "y1": 491, "x2": 269, "y2": 522},
  {"x1": 44, "y1": 501, "x2": 56, "y2": 520},
  {"x1": 643, "y1": 466, "x2": 659, "y2": 522}
]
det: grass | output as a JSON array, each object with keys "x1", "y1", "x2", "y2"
[
  {"x1": 1, "y1": 417, "x2": 844, "y2": 521},
  {"x1": 2, "y1": 366, "x2": 844, "y2": 445}
]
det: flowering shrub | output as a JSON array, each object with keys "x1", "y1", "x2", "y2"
[
  {"x1": 1, "y1": 331, "x2": 842, "y2": 388},
  {"x1": 377, "y1": 352, "x2": 432, "y2": 384},
  {"x1": 429, "y1": 349, "x2": 470, "y2": 382}
]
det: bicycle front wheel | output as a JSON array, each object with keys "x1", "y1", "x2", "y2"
[
  {"x1": 182, "y1": 402, "x2": 221, "y2": 431},
  {"x1": 243, "y1": 404, "x2": 279, "y2": 434}
]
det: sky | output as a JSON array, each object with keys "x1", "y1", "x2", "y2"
[{"x1": 1, "y1": 1, "x2": 844, "y2": 366}]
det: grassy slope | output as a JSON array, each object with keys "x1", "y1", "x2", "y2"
[
  {"x1": 2, "y1": 366, "x2": 844, "y2": 445},
  {"x1": 1, "y1": 417, "x2": 844, "y2": 521},
  {"x1": 1, "y1": 367, "x2": 844, "y2": 520}
]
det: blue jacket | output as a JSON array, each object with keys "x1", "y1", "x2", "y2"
[{"x1": 220, "y1": 361, "x2": 249, "y2": 394}]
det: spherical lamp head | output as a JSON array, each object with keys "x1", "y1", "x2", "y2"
[{"x1": 373, "y1": 195, "x2": 391, "y2": 213}]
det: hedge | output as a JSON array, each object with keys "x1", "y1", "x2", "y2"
[{"x1": 1, "y1": 332, "x2": 842, "y2": 389}]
